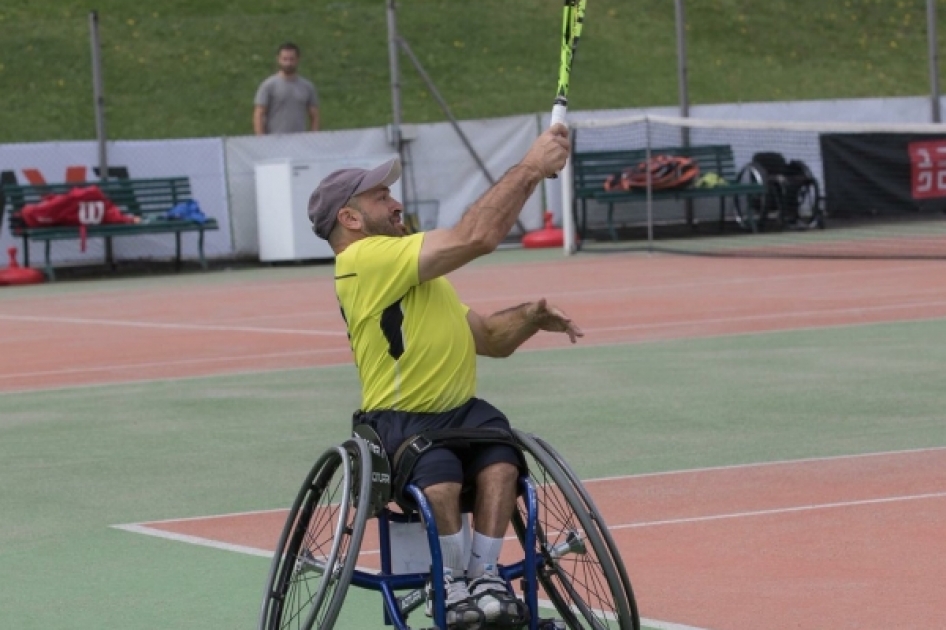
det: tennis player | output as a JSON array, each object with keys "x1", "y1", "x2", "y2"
[{"x1": 307, "y1": 124, "x2": 578, "y2": 629}]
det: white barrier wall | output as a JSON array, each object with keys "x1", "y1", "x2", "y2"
[
  {"x1": 0, "y1": 138, "x2": 231, "y2": 266},
  {"x1": 404, "y1": 114, "x2": 542, "y2": 232},
  {"x1": 224, "y1": 127, "x2": 393, "y2": 257},
  {"x1": 224, "y1": 113, "x2": 540, "y2": 258},
  {"x1": 2, "y1": 95, "x2": 942, "y2": 269}
]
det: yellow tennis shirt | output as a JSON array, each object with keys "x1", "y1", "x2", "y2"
[{"x1": 334, "y1": 233, "x2": 477, "y2": 413}]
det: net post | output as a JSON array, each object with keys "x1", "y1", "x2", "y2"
[{"x1": 645, "y1": 117, "x2": 654, "y2": 253}]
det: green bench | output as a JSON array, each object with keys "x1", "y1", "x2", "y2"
[
  {"x1": 570, "y1": 143, "x2": 767, "y2": 243},
  {"x1": 3, "y1": 177, "x2": 218, "y2": 280}
]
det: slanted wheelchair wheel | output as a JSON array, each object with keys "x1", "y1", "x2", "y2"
[
  {"x1": 512, "y1": 430, "x2": 640, "y2": 630},
  {"x1": 259, "y1": 438, "x2": 372, "y2": 630},
  {"x1": 791, "y1": 162, "x2": 825, "y2": 230},
  {"x1": 732, "y1": 163, "x2": 769, "y2": 233}
]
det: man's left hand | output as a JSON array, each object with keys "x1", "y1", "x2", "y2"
[{"x1": 527, "y1": 299, "x2": 583, "y2": 343}]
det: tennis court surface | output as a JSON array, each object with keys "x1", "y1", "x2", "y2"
[{"x1": 2, "y1": 248, "x2": 944, "y2": 629}]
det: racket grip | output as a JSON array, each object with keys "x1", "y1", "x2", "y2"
[{"x1": 550, "y1": 103, "x2": 568, "y2": 128}]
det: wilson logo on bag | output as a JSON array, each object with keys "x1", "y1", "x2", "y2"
[{"x1": 77, "y1": 200, "x2": 106, "y2": 225}]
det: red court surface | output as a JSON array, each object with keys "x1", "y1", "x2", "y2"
[
  {"x1": 4, "y1": 254, "x2": 946, "y2": 392},
  {"x1": 127, "y1": 447, "x2": 946, "y2": 630}
]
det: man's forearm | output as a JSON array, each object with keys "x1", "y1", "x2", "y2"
[
  {"x1": 454, "y1": 164, "x2": 543, "y2": 253},
  {"x1": 480, "y1": 302, "x2": 539, "y2": 358}
]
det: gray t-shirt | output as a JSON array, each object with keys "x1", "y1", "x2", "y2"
[{"x1": 254, "y1": 74, "x2": 319, "y2": 134}]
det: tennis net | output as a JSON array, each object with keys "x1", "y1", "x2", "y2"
[{"x1": 563, "y1": 114, "x2": 946, "y2": 259}]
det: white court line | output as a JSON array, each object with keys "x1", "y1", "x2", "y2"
[
  {"x1": 7, "y1": 315, "x2": 944, "y2": 396},
  {"x1": 607, "y1": 490, "x2": 946, "y2": 531},
  {"x1": 111, "y1": 446, "x2": 946, "y2": 550},
  {"x1": 110, "y1": 523, "x2": 273, "y2": 558},
  {"x1": 639, "y1": 619, "x2": 714, "y2": 630},
  {"x1": 587, "y1": 299, "x2": 946, "y2": 333},
  {"x1": 584, "y1": 444, "x2": 946, "y2": 483},
  {"x1": 111, "y1": 489, "x2": 946, "y2": 563},
  {"x1": 5, "y1": 295, "x2": 946, "y2": 343},
  {"x1": 0, "y1": 313, "x2": 346, "y2": 337},
  {"x1": 2, "y1": 260, "x2": 939, "y2": 321},
  {"x1": 0, "y1": 347, "x2": 351, "y2": 382},
  {"x1": 460, "y1": 262, "x2": 946, "y2": 305},
  {"x1": 108, "y1": 525, "x2": 715, "y2": 629}
]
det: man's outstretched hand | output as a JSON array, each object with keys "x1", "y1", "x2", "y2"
[{"x1": 527, "y1": 299, "x2": 583, "y2": 343}]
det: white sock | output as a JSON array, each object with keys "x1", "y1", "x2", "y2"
[
  {"x1": 438, "y1": 530, "x2": 467, "y2": 576},
  {"x1": 467, "y1": 532, "x2": 504, "y2": 578}
]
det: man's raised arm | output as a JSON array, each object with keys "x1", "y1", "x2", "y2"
[{"x1": 417, "y1": 125, "x2": 570, "y2": 284}]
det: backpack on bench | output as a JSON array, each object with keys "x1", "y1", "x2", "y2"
[{"x1": 604, "y1": 155, "x2": 700, "y2": 192}]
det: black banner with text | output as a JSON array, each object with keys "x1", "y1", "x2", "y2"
[{"x1": 820, "y1": 133, "x2": 946, "y2": 218}]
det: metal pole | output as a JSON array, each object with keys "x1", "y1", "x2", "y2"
[
  {"x1": 561, "y1": 141, "x2": 576, "y2": 255},
  {"x1": 386, "y1": 0, "x2": 403, "y2": 149},
  {"x1": 398, "y1": 37, "x2": 527, "y2": 235},
  {"x1": 675, "y1": 0, "x2": 696, "y2": 228},
  {"x1": 398, "y1": 38, "x2": 496, "y2": 185},
  {"x1": 675, "y1": 0, "x2": 690, "y2": 145},
  {"x1": 928, "y1": 0, "x2": 941, "y2": 123},
  {"x1": 645, "y1": 118, "x2": 654, "y2": 253},
  {"x1": 89, "y1": 10, "x2": 108, "y2": 181}
]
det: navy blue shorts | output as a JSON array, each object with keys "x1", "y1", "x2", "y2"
[{"x1": 355, "y1": 398, "x2": 522, "y2": 490}]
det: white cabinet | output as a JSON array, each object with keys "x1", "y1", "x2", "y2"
[{"x1": 254, "y1": 155, "x2": 400, "y2": 262}]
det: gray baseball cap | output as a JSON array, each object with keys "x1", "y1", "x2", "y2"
[{"x1": 307, "y1": 157, "x2": 402, "y2": 240}]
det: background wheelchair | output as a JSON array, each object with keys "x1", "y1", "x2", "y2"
[
  {"x1": 258, "y1": 427, "x2": 640, "y2": 630},
  {"x1": 733, "y1": 151, "x2": 825, "y2": 233}
]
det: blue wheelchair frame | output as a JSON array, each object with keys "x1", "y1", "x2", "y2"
[
  {"x1": 349, "y1": 478, "x2": 540, "y2": 630},
  {"x1": 260, "y1": 429, "x2": 639, "y2": 630}
]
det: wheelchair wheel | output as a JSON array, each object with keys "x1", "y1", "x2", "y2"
[
  {"x1": 259, "y1": 438, "x2": 372, "y2": 630},
  {"x1": 732, "y1": 162, "x2": 768, "y2": 233},
  {"x1": 790, "y1": 162, "x2": 825, "y2": 229},
  {"x1": 512, "y1": 430, "x2": 640, "y2": 630}
]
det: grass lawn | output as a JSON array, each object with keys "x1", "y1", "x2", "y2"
[{"x1": 0, "y1": 0, "x2": 939, "y2": 142}]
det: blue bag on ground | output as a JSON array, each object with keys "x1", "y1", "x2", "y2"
[{"x1": 165, "y1": 199, "x2": 207, "y2": 224}]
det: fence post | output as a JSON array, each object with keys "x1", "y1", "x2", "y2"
[
  {"x1": 928, "y1": 0, "x2": 941, "y2": 123},
  {"x1": 89, "y1": 11, "x2": 108, "y2": 182}
]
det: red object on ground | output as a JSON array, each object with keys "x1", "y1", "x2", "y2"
[
  {"x1": 0, "y1": 248, "x2": 45, "y2": 286},
  {"x1": 522, "y1": 212, "x2": 575, "y2": 249}
]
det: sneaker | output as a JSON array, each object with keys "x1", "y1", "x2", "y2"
[
  {"x1": 425, "y1": 570, "x2": 485, "y2": 630},
  {"x1": 468, "y1": 565, "x2": 530, "y2": 628}
]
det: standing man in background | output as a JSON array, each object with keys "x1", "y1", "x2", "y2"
[{"x1": 253, "y1": 42, "x2": 320, "y2": 135}]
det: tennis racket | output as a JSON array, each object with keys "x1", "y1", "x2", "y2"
[{"x1": 550, "y1": 0, "x2": 587, "y2": 129}]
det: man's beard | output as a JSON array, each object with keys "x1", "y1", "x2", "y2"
[{"x1": 362, "y1": 214, "x2": 405, "y2": 238}]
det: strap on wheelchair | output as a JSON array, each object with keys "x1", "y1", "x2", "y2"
[
  {"x1": 351, "y1": 419, "x2": 393, "y2": 516},
  {"x1": 391, "y1": 428, "x2": 527, "y2": 506}
]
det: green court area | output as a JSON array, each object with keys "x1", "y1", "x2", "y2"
[{"x1": 2, "y1": 313, "x2": 945, "y2": 628}]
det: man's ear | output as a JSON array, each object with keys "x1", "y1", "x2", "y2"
[{"x1": 336, "y1": 206, "x2": 361, "y2": 231}]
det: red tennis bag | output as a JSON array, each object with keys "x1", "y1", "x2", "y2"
[{"x1": 20, "y1": 185, "x2": 137, "y2": 251}]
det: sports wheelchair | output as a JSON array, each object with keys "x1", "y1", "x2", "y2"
[
  {"x1": 258, "y1": 426, "x2": 640, "y2": 630},
  {"x1": 733, "y1": 152, "x2": 825, "y2": 233}
]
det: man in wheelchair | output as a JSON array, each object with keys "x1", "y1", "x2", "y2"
[{"x1": 307, "y1": 123, "x2": 580, "y2": 629}]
